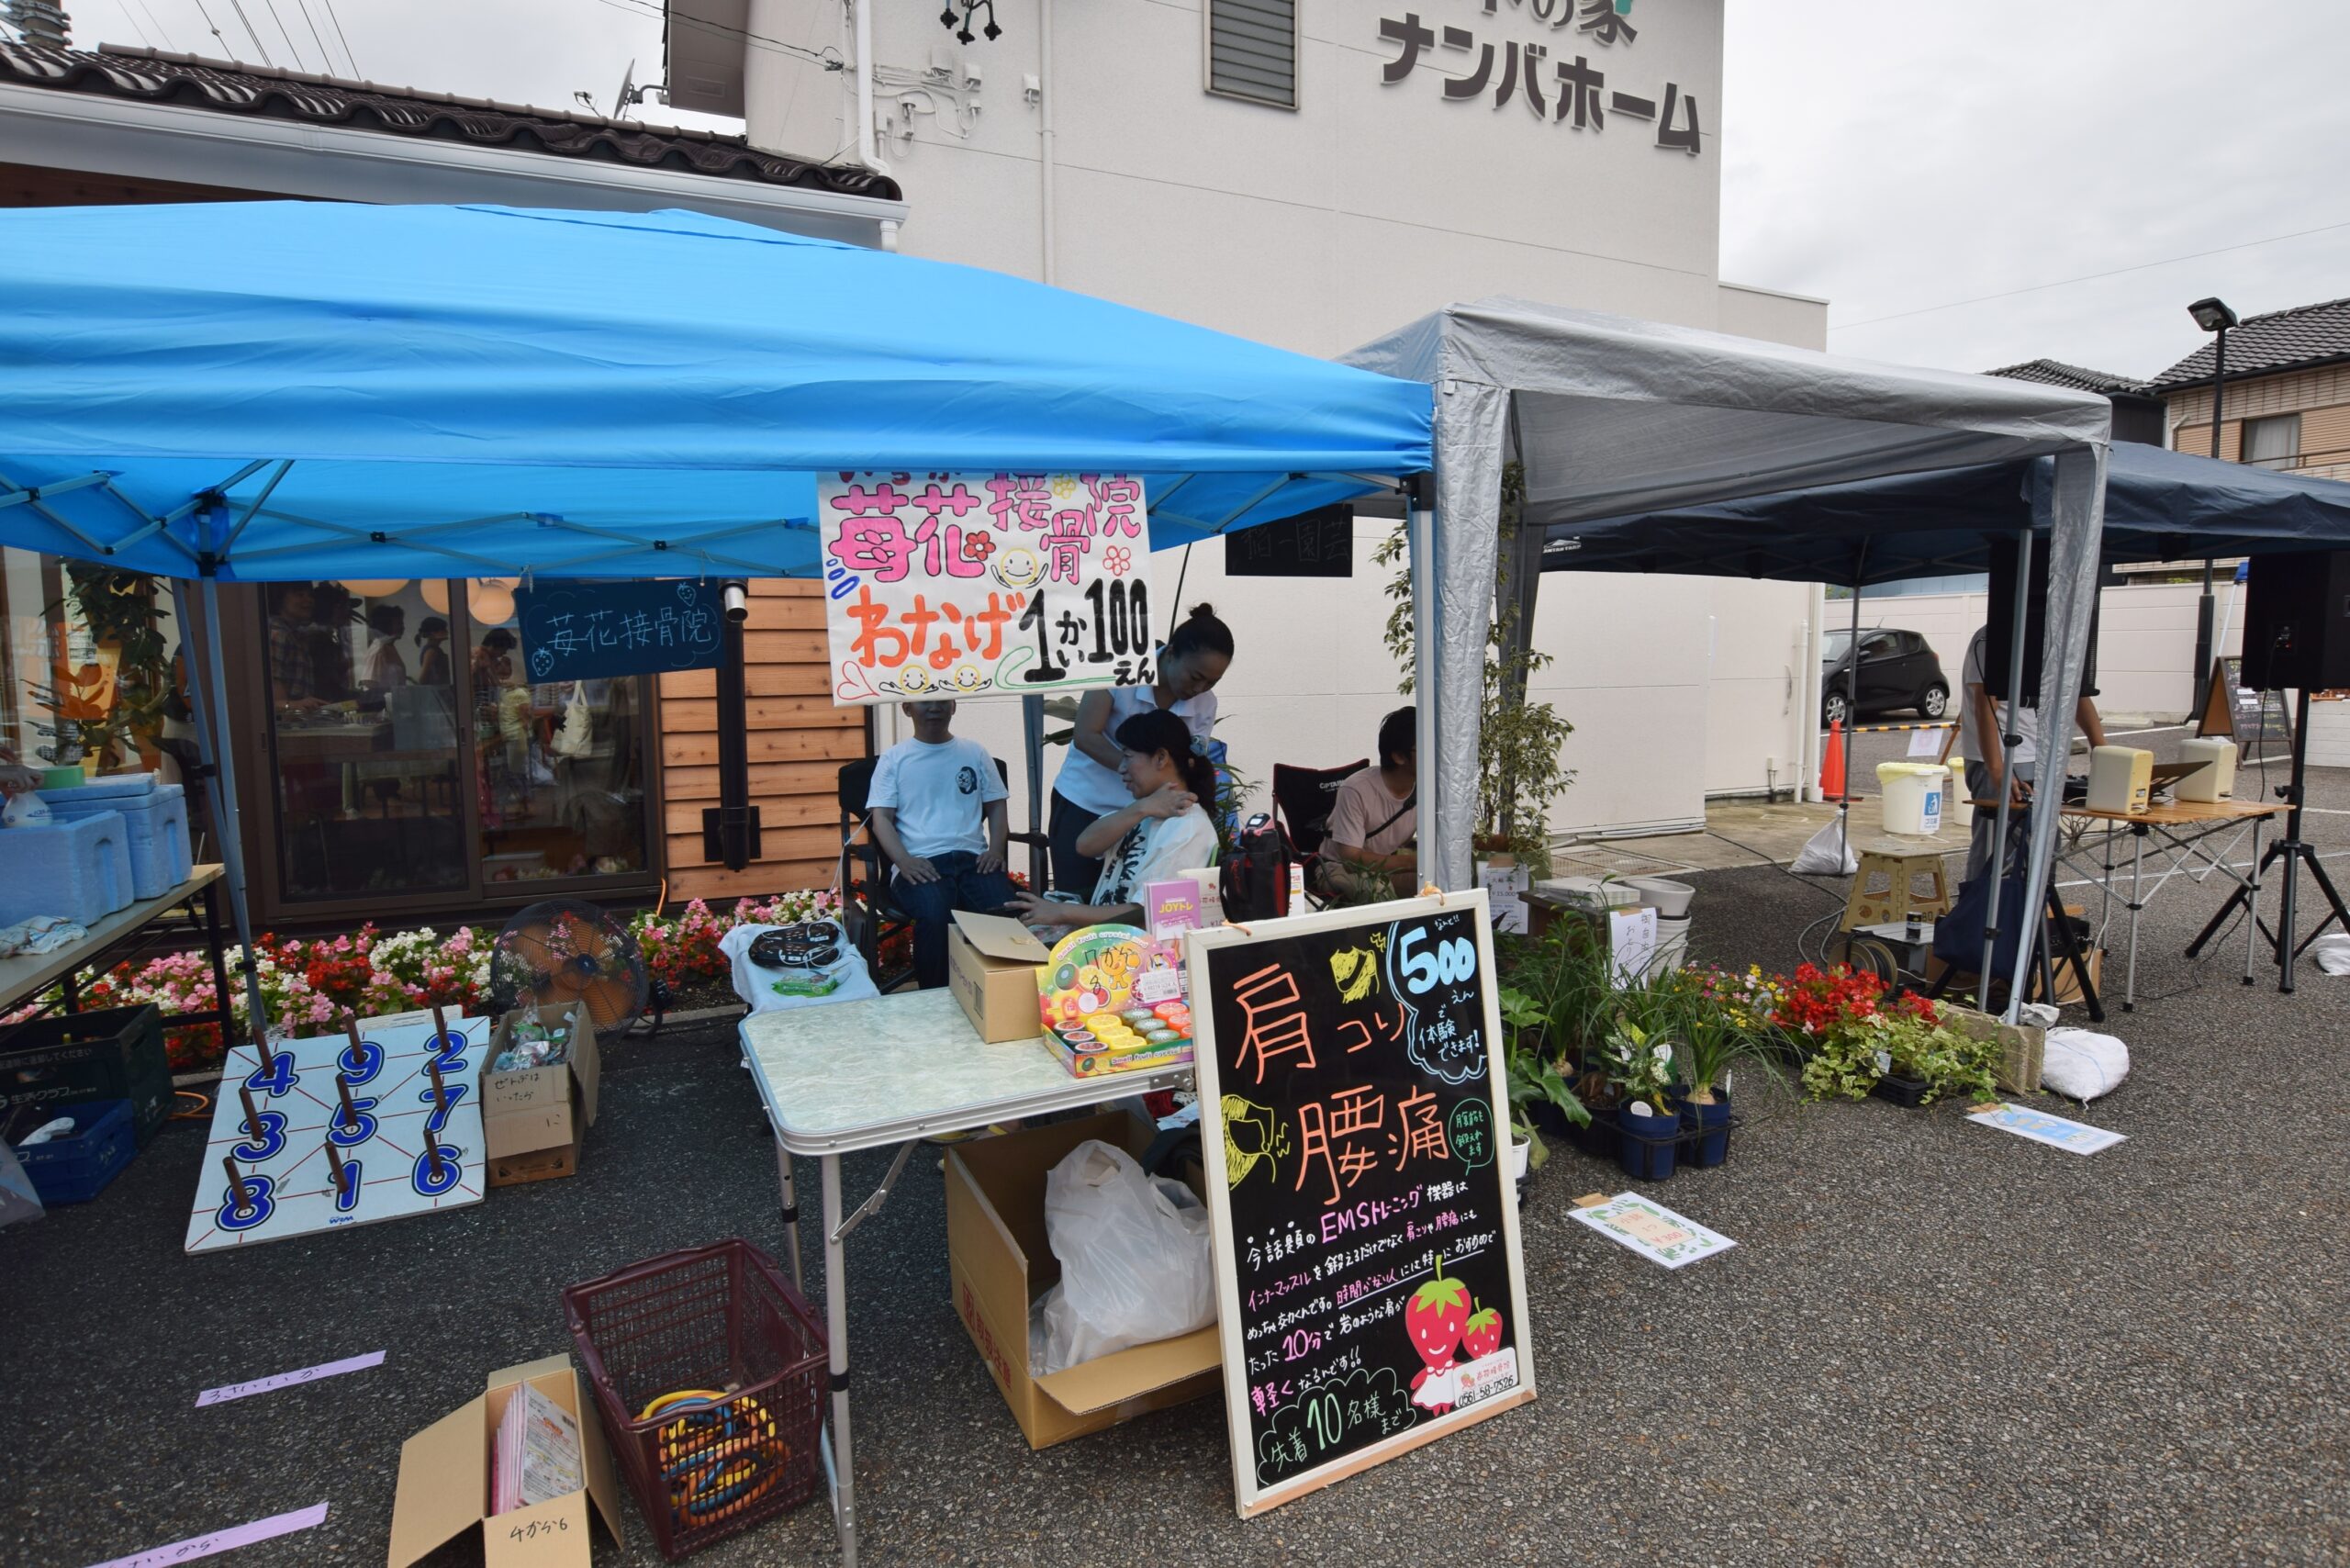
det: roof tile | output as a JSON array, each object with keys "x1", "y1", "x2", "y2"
[
  {"x1": 1986, "y1": 358, "x2": 2152, "y2": 398},
  {"x1": 2148, "y1": 296, "x2": 2350, "y2": 390},
  {"x1": 0, "y1": 41, "x2": 901, "y2": 203}
]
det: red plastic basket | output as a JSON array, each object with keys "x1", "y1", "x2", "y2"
[{"x1": 564, "y1": 1240, "x2": 828, "y2": 1560}]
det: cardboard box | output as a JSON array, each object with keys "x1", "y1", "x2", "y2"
[
  {"x1": 1941, "y1": 1003, "x2": 2044, "y2": 1095},
  {"x1": 946, "y1": 911, "x2": 1050, "y2": 1043},
  {"x1": 946, "y1": 1112, "x2": 1220, "y2": 1450},
  {"x1": 482, "y1": 1003, "x2": 599, "y2": 1187},
  {"x1": 387, "y1": 1354, "x2": 625, "y2": 1568}
]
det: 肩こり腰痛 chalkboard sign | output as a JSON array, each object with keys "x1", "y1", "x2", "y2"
[
  {"x1": 513, "y1": 579, "x2": 723, "y2": 683},
  {"x1": 1186, "y1": 890, "x2": 1535, "y2": 1517}
]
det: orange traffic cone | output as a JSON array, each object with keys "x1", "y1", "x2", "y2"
[{"x1": 1820, "y1": 718, "x2": 1847, "y2": 801}]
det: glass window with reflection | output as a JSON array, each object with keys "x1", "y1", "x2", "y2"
[
  {"x1": 464, "y1": 580, "x2": 650, "y2": 887},
  {"x1": 263, "y1": 579, "x2": 467, "y2": 900}
]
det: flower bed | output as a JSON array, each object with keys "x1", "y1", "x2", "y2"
[{"x1": 7, "y1": 890, "x2": 856, "y2": 1073}]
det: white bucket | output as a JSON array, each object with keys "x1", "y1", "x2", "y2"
[
  {"x1": 1652, "y1": 913, "x2": 1691, "y2": 974},
  {"x1": 1626, "y1": 876, "x2": 1695, "y2": 917},
  {"x1": 1875, "y1": 763, "x2": 1948, "y2": 836}
]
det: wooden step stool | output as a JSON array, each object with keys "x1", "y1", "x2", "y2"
[{"x1": 1842, "y1": 846, "x2": 1953, "y2": 931}]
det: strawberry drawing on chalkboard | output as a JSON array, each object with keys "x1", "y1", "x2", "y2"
[
  {"x1": 1462, "y1": 1301, "x2": 1504, "y2": 1361},
  {"x1": 1404, "y1": 1254, "x2": 1471, "y2": 1414}
]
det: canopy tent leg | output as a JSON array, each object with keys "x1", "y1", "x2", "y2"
[
  {"x1": 1978, "y1": 528, "x2": 2033, "y2": 1010},
  {"x1": 1408, "y1": 480, "x2": 1437, "y2": 890},
  {"x1": 2005, "y1": 444, "x2": 2109, "y2": 1017},
  {"x1": 1836, "y1": 571, "x2": 1863, "y2": 874},
  {"x1": 1429, "y1": 383, "x2": 1510, "y2": 891},
  {"x1": 172, "y1": 577, "x2": 268, "y2": 1042}
]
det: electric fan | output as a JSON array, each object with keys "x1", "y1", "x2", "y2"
[{"x1": 487, "y1": 899, "x2": 651, "y2": 1043}]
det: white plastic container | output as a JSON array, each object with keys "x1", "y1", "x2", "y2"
[
  {"x1": 2176, "y1": 737, "x2": 2237, "y2": 802},
  {"x1": 1538, "y1": 875, "x2": 1642, "y2": 913},
  {"x1": 1626, "y1": 876, "x2": 1695, "y2": 917},
  {"x1": 1875, "y1": 763, "x2": 1948, "y2": 836}
]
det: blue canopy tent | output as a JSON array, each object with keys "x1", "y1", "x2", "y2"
[{"x1": 0, "y1": 200, "x2": 1433, "y2": 1039}]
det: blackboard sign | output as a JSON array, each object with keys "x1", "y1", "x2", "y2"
[
  {"x1": 513, "y1": 579, "x2": 723, "y2": 682},
  {"x1": 1187, "y1": 890, "x2": 1534, "y2": 1517},
  {"x1": 2209, "y1": 655, "x2": 2294, "y2": 759},
  {"x1": 1225, "y1": 506, "x2": 1356, "y2": 578}
]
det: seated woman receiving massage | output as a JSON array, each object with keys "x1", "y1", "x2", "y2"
[{"x1": 1010, "y1": 707, "x2": 1221, "y2": 932}]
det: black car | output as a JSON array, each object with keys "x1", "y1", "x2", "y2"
[{"x1": 1821, "y1": 627, "x2": 1948, "y2": 726}]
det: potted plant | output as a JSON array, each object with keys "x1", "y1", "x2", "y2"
[
  {"x1": 1659, "y1": 969, "x2": 1776, "y2": 1168},
  {"x1": 1500, "y1": 989, "x2": 1587, "y2": 1184},
  {"x1": 1601, "y1": 1019, "x2": 1679, "y2": 1181}
]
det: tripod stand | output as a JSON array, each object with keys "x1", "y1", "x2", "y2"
[{"x1": 2186, "y1": 687, "x2": 2350, "y2": 993}]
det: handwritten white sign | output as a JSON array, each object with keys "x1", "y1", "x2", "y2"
[
  {"x1": 819, "y1": 471, "x2": 1156, "y2": 704},
  {"x1": 1570, "y1": 1193, "x2": 1737, "y2": 1270},
  {"x1": 196, "y1": 1350, "x2": 385, "y2": 1406}
]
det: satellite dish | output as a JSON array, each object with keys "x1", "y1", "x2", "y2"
[{"x1": 611, "y1": 59, "x2": 635, "y2": 119}]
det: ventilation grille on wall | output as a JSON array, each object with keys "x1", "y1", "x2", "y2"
[{"x1": 1206, "y1": 0, "x2": 1295, "y2": 110}]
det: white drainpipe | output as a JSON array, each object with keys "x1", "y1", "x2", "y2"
[{"x1": 1037, "y1": 0, "x2": 1055, "y2": 283}]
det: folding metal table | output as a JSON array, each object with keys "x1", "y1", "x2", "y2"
[
  {"x1": 2042, "y1": 797, "x2": 2288, "y2": 1008},
  {"x1": 738, "y1": 988, "x2": 1192, "y2": 1566}
]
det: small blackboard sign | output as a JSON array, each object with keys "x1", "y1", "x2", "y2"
[
  {"x1": 513, "y1": 579, "x2": 723, "y2": 683},
  {"x1": 1225, "y1": 506, "x2": 1356, "y2": 578},
  {"x1": 2207, "y1": 655, "x2": 2295, "y2": 759},
  {"x1": 1188, "y1": 890, "x2": 1534, "y2": 1517}
]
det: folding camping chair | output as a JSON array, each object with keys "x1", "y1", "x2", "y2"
[
  {"x1": 836, "y1": 756, "x2": 1050, "y2": 991},
  {"x1": 1270, "y1": 758, "x2": 1369, "y2": 908}
]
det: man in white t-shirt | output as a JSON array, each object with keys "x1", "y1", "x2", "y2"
[
  {"x1": 1960, "y1": 625, "x2": 2106, "y2": 883},
  {"x1": 866, "y1": 700, "x2": 1013, "y2": 990}
]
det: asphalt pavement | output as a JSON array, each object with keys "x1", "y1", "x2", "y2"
[{"x1": 5, "y1": 763, "x2": 2346, "y2": 1568}]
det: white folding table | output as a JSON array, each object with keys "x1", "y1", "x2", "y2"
[{"x1": 738, "y1": 988, "x2": 1192, "y2": 1566}]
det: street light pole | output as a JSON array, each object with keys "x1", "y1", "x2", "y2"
[{"x1": 2188, "y1": 297, "x2": 2238, "y2": 716}]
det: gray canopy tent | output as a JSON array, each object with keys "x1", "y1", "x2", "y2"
[{"x1": 1344, "y1": 299, "x2": 2114, "y2": 1015}]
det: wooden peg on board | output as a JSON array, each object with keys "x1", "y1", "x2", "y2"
[
  {"x1": 342, "y1": 1016, "x2": 364, "y2": 1059},
  {"x1": 237, "y1": 1084, "x2": 263, "y2": 1141},
  {"x1": 221, "y1": 1153, "x2": 253, "y2": 1212},
  {"x1": 326, "y1": 1139, "x2": 352, "y2": 1199},
  {"x1": 252, "y1": 1025, "x2": 276, "y2": 1075},
  {"x1": 334, "y1": 1072, "x2": 359, "y2": 1132},
  {"x1": 426, "y1": 1058, "x2": 448, "y2": 1111},
  {"x1": 430, "y1": 1002, "x2": 448, "y2": 1044},
  {"x1": 423, "y1": 1136, "x2": 445, "y2": 1184}
]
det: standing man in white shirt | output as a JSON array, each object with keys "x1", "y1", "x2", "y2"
[
  {"x1": 1960, "y1": 624, "x2": 2106, "y2": 883},
  {"x1": 866, "y1": 699, "x2": 1014, "y2": 990}
]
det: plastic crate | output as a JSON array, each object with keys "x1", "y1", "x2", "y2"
[
  {"x1": 0, "y1": 1004, "x2": 171, "y2": 1147},
  {"x1": 9, "y1": 1098, "x2": 136, "y2": 1204},
  {"x1": 563, "y1": 1240, "x2": 827, "y2": 1560}
]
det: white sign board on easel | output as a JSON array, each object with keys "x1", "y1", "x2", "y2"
[
  {"x1": 1186, "y1": 890, "x2": 1536, "y2": 1518},
  {"x1": 184, "y1": 1014, "x2": 489, "y2": 1254}
]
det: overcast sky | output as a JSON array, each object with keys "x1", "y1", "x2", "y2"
[{"x1": 60, "y1": 0, "x2": 2350, "y2": 383}]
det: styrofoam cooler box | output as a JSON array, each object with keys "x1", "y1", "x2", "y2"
[
  {"x1": 0, "y1": 811, "x2": 136, "y2": 925},
  {"x1": 38, "y1": 777, "x2": 191, "y2": 898}
]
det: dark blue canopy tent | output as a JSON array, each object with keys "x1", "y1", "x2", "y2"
[
  {"x1": 0, "y1": 200, "x2": 1433, "y2": 1038},
  {"x1": 1537, "y1": 439, "x2": 2350, "y2": 1005},
  {"x1": 1540, "y1": 441, "x2": 2350, "y2": 582}
]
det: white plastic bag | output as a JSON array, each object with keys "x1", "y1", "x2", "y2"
[
  {"x1": 1028, "y1": 1139, "x2": 1214, "y2": 1376},
  {"x1": 2041, "y1": 1026, "x2": 2130, "y2": 1101},
  {"x1": 2311, "y1": 934, "x2": 2350, "y2": 977},
  {"x1": 1792, "y1": 816, "x2": 1859, "y2": 876},
  {"x1": 551, "y1": 682, "x2": 593, "y2": 759}
]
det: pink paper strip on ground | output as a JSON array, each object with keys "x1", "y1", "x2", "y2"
[
  {"x1": 195, "y1": 1350, "x2": 386, "y2": 1406},
  {"x1": 80, "y1": 1502, "x2": 330, "y2": 1568}
]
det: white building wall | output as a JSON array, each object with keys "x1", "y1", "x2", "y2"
[
  {"x1": 748, "y1": 0, "x2": 1825, "y2": 837},
  {"x1": 1859, "y1": 581, "x2": 2247, "y2": 724}
]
